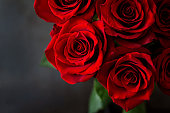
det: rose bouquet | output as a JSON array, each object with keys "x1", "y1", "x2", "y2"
[{"x1": 34, "y1": 0, "x2": 170, "y2": 112}]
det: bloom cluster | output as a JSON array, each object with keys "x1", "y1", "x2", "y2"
[{"x1": 34, "y1": 0, "x2": 170, "y2": 111}]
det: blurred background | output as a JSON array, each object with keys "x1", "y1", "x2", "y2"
[{"x1": 0, "y1": 0, "x2": 169, "y2": 113}]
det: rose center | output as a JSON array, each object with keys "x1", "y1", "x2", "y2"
[
  {"x1": 123, "y1": 6, "x2": 134, "y2": 16},
  {"x1": 73, "y1": 40, "x2": 86, "y2": 53},
  {"x1": 117, "y1": 1, "x2": 136, "y2": 21},
  {"x1": 124, "y1": 72, "x2": 137, "y2": 84},
  {"x1": 160, "y1": 5, "x2": 170, "y2": 24}
]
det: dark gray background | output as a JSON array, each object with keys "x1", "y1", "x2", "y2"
[
  {"x1": 0, "y1": 0, "x2": 92, "y2": 113},
  {"x1": 0, "y1": 0, "x2": 169, "y2": 113}
]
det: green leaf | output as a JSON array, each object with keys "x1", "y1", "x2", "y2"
[
  {"x1": 94, "y1": 79, "x2": 111, "y2": 107},
  {"x1": 92, "y1": 14, "x2": 99, "y2": 22},
  {"x1": 122, "y1": 102, "x2": 146, "y2": 113},
  {"x1": 40, "y1": 53, "x2": 55, "y2": 69},
  {"x1": 88, "y1": 79, "x2": 111, "y2": 113},
  {"x1": 88, "y1": 86, "x2": 103, "y2": 113},
  {"x1": 114, "y1": 40, "x2": 121, "y2": 47}
]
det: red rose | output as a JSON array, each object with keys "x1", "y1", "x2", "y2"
[
  {"x1": 153, "y1": 0, "x2": 170, "y2": 48},
  {"x1": 154, "y1": 48, "x2": 170, "y2": 95},
  {"x1": 96, "y1": 0, "x2": 156, "y2": 48},
  {"x1": 45, "y1": 18, "x2": 107, "y2": 84},
  {"x1": 96, "y1": 46, "x2": 155, "y2": 111},
  {"x1": 34, "y1": 0, "x2": 95, "y2": 26}
]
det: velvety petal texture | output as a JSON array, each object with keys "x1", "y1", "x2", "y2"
[
  {"x1": 96, "y1": 46, "x2": 155, "y2": 111},
  {"x1": 154, "y1": 48, "x2": 170, "y2": 95},
  {"x1": 34, "y1": 0, "x2": 95, "y2": 26},
  {"x1": 45, "y1": 17, "x2": 107, "y2": 84},
  {"x1": 96, "y1": 0, "x2": 157, "y2": 48},
  {"x1": 152, "y1": 0, "x2": 170, "y2": 48},
  {"x1": 34, "y1": 0, "x2": 170, "y2": 111}
]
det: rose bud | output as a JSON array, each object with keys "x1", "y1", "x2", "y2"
[
  {"x1": 45, "y1": 17, "x2": 107, "y2": 84},
  {"x1": 34, "y1": 0, "x2": 95, "y2": 26},
  {"x1": 96, "y1": 0, "x2": 156, "y2": 48},
  {"x1": 97, "y1": 47, "x2": 156, "y2": 111},
  {"x1": 154, "y1": 48, "x2": 170, "y2": 95},
  {"x1": 153, "y1": 0, "x2": 170, "y2": 48}
]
